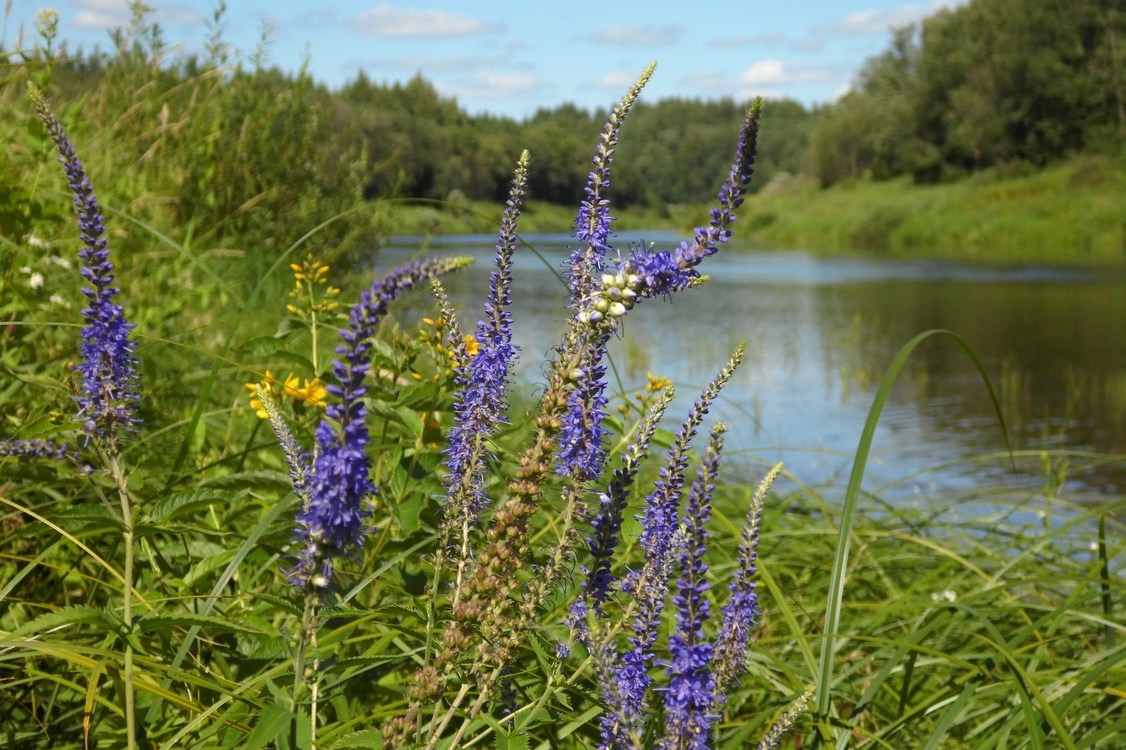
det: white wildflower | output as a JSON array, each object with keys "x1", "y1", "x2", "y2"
[
  {"x1": 49, "y1": 294, "x2": 71, "y2": 308},
  {"x1": 29, "y1": 272, "x2": 45, "y2": 289}
]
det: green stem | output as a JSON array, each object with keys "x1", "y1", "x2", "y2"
[
  {"x1": 110, "y1": 454, "x2": 137, "y2": 750},
  {"x1": 293, "y1": 589, "x2": 319, "y2": 750}
]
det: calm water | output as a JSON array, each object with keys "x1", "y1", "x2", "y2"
[{"x1": 378, "y1": 231, "x2": 1126, "y2": 503}]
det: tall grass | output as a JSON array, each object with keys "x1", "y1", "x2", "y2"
[{"x1": 1, "y1": 10, "x2": 1123, "y2": 750}]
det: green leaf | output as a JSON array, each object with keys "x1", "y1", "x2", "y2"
[
  {"x1": 395, "y1": 406, "x2": 424, "y2": 438},
  {"x1": 237, "y1": 336, "x2": 295, "y2": 356},
  {"x1": 137, "y1": 613, "x2": 275, "y2": 637},
  {"x1": 327, "y1": 728, "x2": 384, "y2": 749},
  {"x1": 199, "y1": 470, "x2": 293, "y2": 492},
  {"x1": 54, "y1": 503, "x2": 120, "y2": 534},
  {"x1": 251, "y1": 592, "x2": 302, "y2": 616},
  {"x1": 240, "y1": 702, "x2": 290, "y2": 750},
  {"x1": 9, "y1": 606, "x2": 117, "y2": 638},
  {"x1": 393, "y1": 493, "x2": 423, "y2": 535}
]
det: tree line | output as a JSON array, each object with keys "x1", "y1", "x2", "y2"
[
  {"x1": 6, "y1": 0, "x2": 1123, "y2": 247},
  {"x1": 810, "y1": 0, "x2": 1124, "y2": 185}
]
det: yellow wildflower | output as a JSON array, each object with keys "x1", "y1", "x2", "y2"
[
  {"x1": 288, "y1": 253, "x2": 342, "y2": 319},
  {"x1": 291, "y1": 377, "x2": 328, "y2": 408},
  {"x1": 245, "y1": 370, "x2": 279, "y2": 419},
  {"x1": 463, "y1": 335, "x2": 479, "y2": 358}
]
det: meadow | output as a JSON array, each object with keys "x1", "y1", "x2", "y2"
[{"x1": 1, "y1": 10, "x2": 1124, "y2": 750}]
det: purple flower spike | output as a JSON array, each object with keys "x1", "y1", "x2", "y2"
[
  {"x1": 567, "y1": 63, "x2": 655, "y2": 304},
  {"x1": 0, "y1": 439, "x2": 69, "y2": 461},
  {"x1": 31, "y1": 87, "x2": 139, "y2": 443},
  {"x1": 290, "y1": 256, "x2": 471, "y2": 590},
  {"x1": 607, "y1": 345, "x2": 744, "y2": 745},
  {"x1": 712, "y1": 461, "x2": 783, "y2": 700},
  {"x1": 675, "y1": 99, "x2": 763, "y2": 269},
  {"x1": 445, "y1": 152, "x2": 528, "y2": 521},
  {"x1": 581, "y1": 385, "x2": 674, "y2": 615},
  {"x1": 610, "y1": 99, "x2": 763, "y2": 302},
  {"x1": 556, "y1": 327, "x2": 612, "y2": 479},
  {"x1": 660, "y1": 423, "x2": 727, "y2": 750}
]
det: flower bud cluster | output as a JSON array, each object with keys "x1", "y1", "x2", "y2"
[{"x1": 577, "y1": 271, "x2": 641, "y2": 326}]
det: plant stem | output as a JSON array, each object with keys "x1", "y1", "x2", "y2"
[
  {"x1": 293, "y1": 590, "x2": 319, "y2": 750},
  {"x1": 110, "y1": 453, "x2": 137, "y2": 750}
]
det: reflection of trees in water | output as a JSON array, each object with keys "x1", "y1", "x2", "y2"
[{"x1": 812, "y1": 277, "x2": 1126, "y2": 492}]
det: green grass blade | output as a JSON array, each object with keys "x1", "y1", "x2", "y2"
[{"x1": 815, "y1": 328, "x2": 1013, "y2": 739}]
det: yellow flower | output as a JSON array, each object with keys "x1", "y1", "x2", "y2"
[
  {"x1": 245, "y1": 370, "x2": 279, "y2": 419},
  {"x1": 288, "y1": 254, "x2": 341, "y2": 319},
  {"x1": 645, "y1": 371, "x2": 672, "y2": 393},
  {"x1": 463, "y1": 335, "x2": 479, "y2": 358},
  {"x1": 293, "y1": 378, "x2": 328, "y2": 408},
  {"x1": 245, "y1": 371, "x2": 327, "y2": 417}
]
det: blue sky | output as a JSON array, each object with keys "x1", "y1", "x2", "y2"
[{"x1": 6, "y1": 1, "x2": 965, "y2": 119}]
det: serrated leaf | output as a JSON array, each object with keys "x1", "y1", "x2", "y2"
[
  {"x1": 9, "y1": 606, "x2": 117, "y2": 638},
  {"x1": 54, "y1": 504, "x2": 120, "y2": 534},
  {"x1": 367, "y1": 400, "x2": 406, "y2": 426},
  {"x1": 394, "y1": 494, "x2": 423, "y2": 535},
  {"x1": 199, "y1": 471, "x2": 292, "y2": 492},
  {"x1": 145, "y1": 490, "x2": 228, "y2": 523},
  {"x1": 326, "y1": 728, "x2": 383, "y2": 749},
  {"x1": 240, "y1": 702, "x2": 290, "y2": 750},
  {"x1": 137, "y1": 613, "x2": 275, "y2": 637},
  {"x1": 184, "y1": 548, "x2": 239, "y2": 587},
  {"x1": 399, "y1": 380, "x2": 443, "y2": 410},
  {"x1": 251, "y1": 592, "x2": 302, "y2": 616},
  {"x1": 395, "y1": 406, "x2": 424, "y2": 438},
  {"x1": 135, "y1": 521, "x2": 230, "y2": 538}
]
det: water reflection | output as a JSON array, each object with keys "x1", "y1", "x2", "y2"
[{"x1": 378, "y1": 233, "x2": 1126, "y2": 500}]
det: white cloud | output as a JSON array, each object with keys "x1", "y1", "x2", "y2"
[
  {"x1": 374, "y1": 55, "x2": 508, "y2": 72},
  {"x1": 72, "y1": 0, "x2": 202, "y2": 30},
  {"x1": 678, "y1": 70, "x2": 737, "y2": 92},
  {"x1": 456, "y1": 70, "x2": 539, "y2": 99},
  {"x1": 439, "y1": 68, "x2": 540, "y2": 103},
  {"x1": 156, "y1": 5, "x2": 204, "y2": 26},
  {"x1": 740, "y1": 60, "x2": 840, "y2": 86},
  {"x1": 593, "y1": 25, "x2": 679, "y2": 46},
  {"x1": 352, "y1": 4, "x2": 489, "y2": 38},
  {"x1": 72, "y1": 0, "x2": 130, "y2": 30},
  {"x1": 826, "y1": 1, "x2": 965, "y2": 36},
  {"x1": 594, "y1": 71, "x2": 636, "y2": 90}
]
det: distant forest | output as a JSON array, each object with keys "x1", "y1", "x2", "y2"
[{"x1": 12, "y1": 0, "x2": 1125, "y2": 220}]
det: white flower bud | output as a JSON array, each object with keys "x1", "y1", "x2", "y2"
[{"x1": 608, "y1": 302, "x2": 627, "y2": 317}]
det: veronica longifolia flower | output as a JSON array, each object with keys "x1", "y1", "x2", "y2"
[
  {"x1": 0, "y1": 439, "x2": 69, "y2": 461},
  {"x1": 31, "y1": 87, "x2": 140, "y2": 443},
  {"x1": 444, "y1": 152, "x2": 528, "y2": 520},
  {"x1": 290, "y1": 257, "x2": 470, "y2": 590},
  {"x1": 557, "y1": 66, "x2": 655, "y2": 480}
]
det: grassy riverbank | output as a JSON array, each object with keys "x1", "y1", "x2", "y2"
[{"x1": 738, "y1": 155, "x2": 1126, "y2": 263}]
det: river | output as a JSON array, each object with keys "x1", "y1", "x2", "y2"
[{"x1": 377, "y1": 231, "x2": 1126, "y2": 506}]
